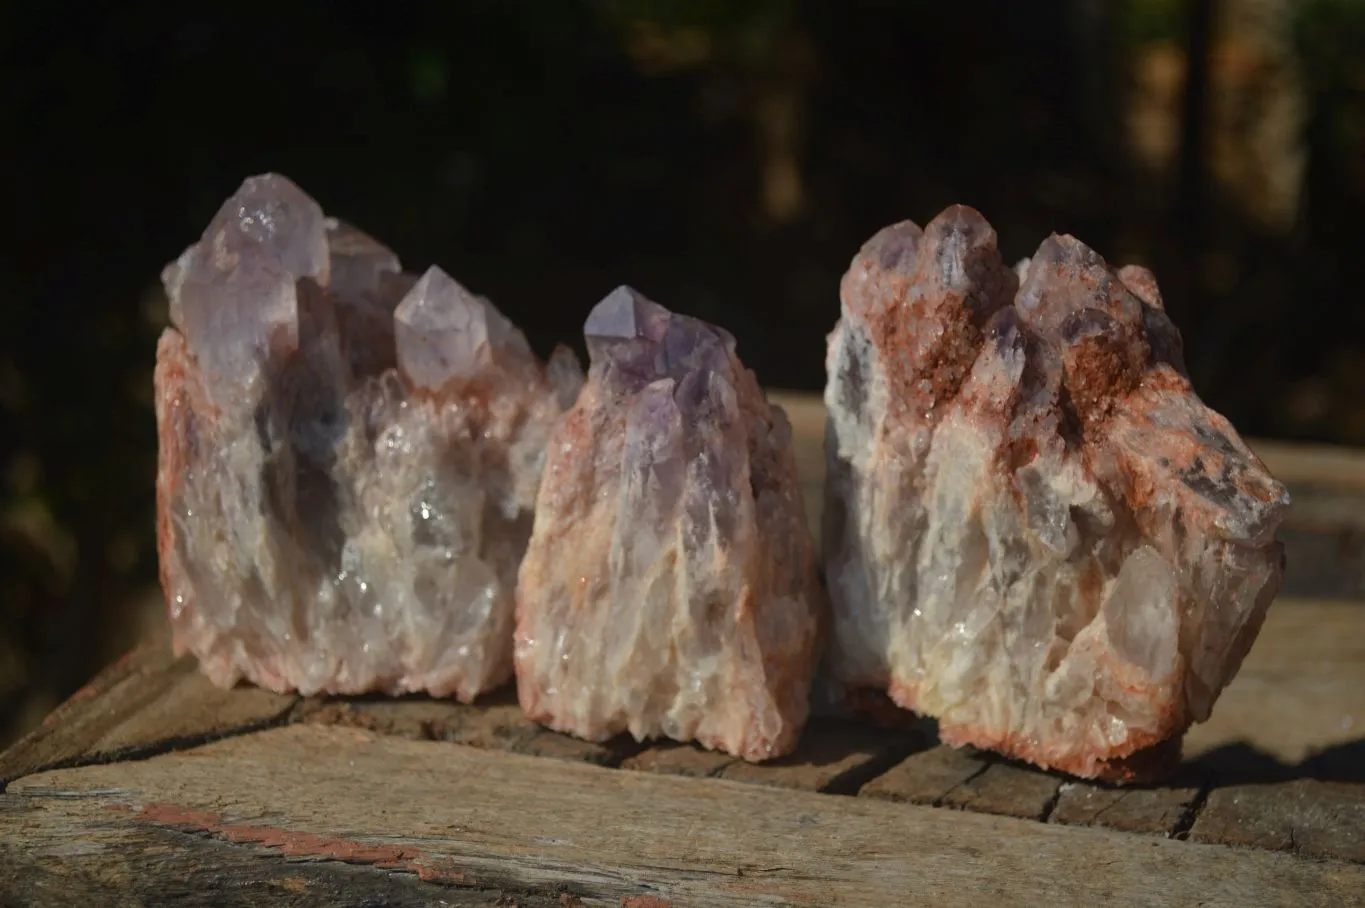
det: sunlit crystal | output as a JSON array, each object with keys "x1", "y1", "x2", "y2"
[
  {"x1": 154, "y1": 173, "x2": 582, "y2": 700},
  {"x1": 393, "y1": 266, "x2": 531, "y2": 391},
  {"x1": 822, "y1": 205, "x2": 1289, "y2": 780},
  {"x1": 515, "y1": 287, "x2": 824, "y2": 761}
]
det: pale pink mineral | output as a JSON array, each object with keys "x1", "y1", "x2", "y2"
[
  {"x1": 155, "y1": 173, "x2": 582, "y2": 700},
  {"x1": 514, "y1": 287, "x2": 824, "y2": 761},
  {"x1": 822, "y1": 206, "x2": 1289, "y2": 780}
]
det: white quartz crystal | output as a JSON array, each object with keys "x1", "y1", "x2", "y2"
[{"x1": 154, "y1": 174, "x2": 582, "y2": 700}]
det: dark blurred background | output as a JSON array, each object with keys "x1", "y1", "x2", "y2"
[{"x1": 2, "y1": 0, "x2": 1363, "y2": 746}]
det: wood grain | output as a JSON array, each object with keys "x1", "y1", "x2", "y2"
[
  {"x1": 937, "y1": 760, "x2": 1065, "y2": 820},
  {"x1": 1, "y1": 602, "x2": 1359, "y2": 865},
  {"x1": 714, "y1": 716, "x2": 927, "y2": 794},
  {"x1": 1184, "y1": 599, "x2": 1365, "y2": 765},
  {"x1": 1190, "y1": 779, "x2": 1365, "y2": 863},
  {"x1": 0, "y1": 633, "x2": 295, "y2": 789},
  {"x1": 620, "y1": 741, "x2": 737, "y2": 778},
  {"x1": 860, "y1": 744, "x2": 994, "y2": 806},
  {"x1": 1050, "y1": 775, "x2": 1206, "y2": 837},
  {"x1": 5, "y1": 723, "x2": 1365, "y2": 908},
  {"x1": 292, "y1": 690, "x2": 643, "y2": 767}
]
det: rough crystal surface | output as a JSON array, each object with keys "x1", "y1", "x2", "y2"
[
  {"x1": 515, "y1": 287, "x2": 824, "y2": 761},
  {"x1": 324, "y1": 217, "x2": 400, "y2": 299},
  {"x1": 822, "y1": 205, "x2": 1289, "y2": 780},
  {"x1": 394, "y1": 266, "x2": 532, "y2": 391},
  {"x1": 154, "y1": 173, "x2": 583, "y2": 700}
]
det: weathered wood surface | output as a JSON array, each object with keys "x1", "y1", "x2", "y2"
[
  {"x1": 5, "y1": 724, "x2": 1365, "y2": 908},
  {"x1": 1, "y1": 391, "x2": 1363, "y2": 905},
  {"x1": 0, "y1": 631, "x2": 296, "y2": 788},
  {"x1": 0, "y1": 612, "x2": 1358, "y2": 905},
  {"x1": 1183, "y1": 598, "x2": 1365, "y2": 765}
]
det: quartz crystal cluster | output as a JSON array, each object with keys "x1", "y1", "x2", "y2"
[
  {"x1": 155, "y1": 174, "x2": 581, "y2": 700},
  {"x1": 515, "y1": 288, "x2": 824, "y2": 761},
  {"x1": 822, "y1": 206, "x2": 1289, "y2": 780}
]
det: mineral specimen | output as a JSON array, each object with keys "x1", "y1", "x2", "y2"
[
  {"x1": 155, "y1": 173, "x2": 582, "y2": 700},
  {"x1": 822, "y1": 206, "x2": 1289, "y2": 780},
  {"x1": 514, "y1": 287, "x2": 824, "y2": 761}
]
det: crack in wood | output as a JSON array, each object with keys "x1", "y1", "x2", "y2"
[
  {"x1": 932, "y1": 759, "x2": 994, "y2": 808},
  {"x1": 706, "y1": 759, "x2": 738, "y2": 778},
  {"x1": 1170, "y1": 781, "x2": 1215, "y2": 840},
  {"x1": 1038, "y1": 780, "x2": 1066, "y2": 823},
  {"x1": 8, "y1": 724, "x2": 1363, "y2": 907}
]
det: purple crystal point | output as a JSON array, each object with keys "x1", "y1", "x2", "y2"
[
  {"x1": 517, "y1": 288, "x2": 823, "y2": 762},
  {"x1": 585, "y1": 285, "x2": 671, "y2": 341},
  {"x1": 860, "y1": 220, "x2": 923, "y2": 273},
  {"x1": 585, "y1": 286, "x2": 735, "y2": 396},
  {"x1": 919, "y1": 205, "x2": 1016, "y2": 324},
  {"x1": 155, "y1": 174, "x2": 579, "y2": 704},
  {"x1": 1017, "y1": 235, "x2": 1144, "y2": 340},
  {"x1": 202, "y1": 173, "x2": 330, "y2": 283},
  {"x1": 394, "y1": 266, "x2": 530, "y2": 391},
  {"x1": 166, "y1": 174, "x2": 331, "y2": 400}
]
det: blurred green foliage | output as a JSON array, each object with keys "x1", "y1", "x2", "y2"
[
  {"x1": 1297, "y1": 0, "x2": 1365, "y2": 179},
  {"x1": 1123, "y1": 0, "x2": 1184, "y2": 43}
]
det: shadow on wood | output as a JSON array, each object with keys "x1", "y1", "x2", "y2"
[{"x1": 1193, "y1": 739, "x2": 1365, "y2": 785}]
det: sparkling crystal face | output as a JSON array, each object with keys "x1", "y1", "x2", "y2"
[
  {"x1": 1015, "y1": 235, "x2": 1144, "y2": 338},
  {"x1": 517, "y1": 290, "x2": 822, "y2": 762},
  {"x1": 168, "y1": 174, "x2": 330, "y2": 390},
  {"x1": 584, "y1": 285, "x2": 735, "y2": 394},
  {"x1": 393, "y1": 266, "x2": 530, "y2": 391},
  {"x1": 200, "y1": 173, "x2": 330, "y2": 284},
  {"x1": 155, "y1": 176, "x2": 578, "y2": 703},
  {"x1": 823, "y1": 204, "x2": 1291, "y2": 781},
  {"x1": 860, "y1": 220, "x2": 923, "y2": 272},
  {"x1": 584, "y1": 285, "x2": 671, "y2": 345}
]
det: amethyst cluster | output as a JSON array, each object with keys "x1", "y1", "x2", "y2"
[
  {"x1": 153, "y1": 174, "x2": 1287, "y2": 774},
  {"x1": 515, "y1": 287, "x2": 825, "y2": 761}
]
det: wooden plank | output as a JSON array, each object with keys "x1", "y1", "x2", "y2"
[
  {"x1": 1278, "y1": 525, "x2": 1365, "y2": 601},
  {"x1": 517, "y1": 726, "x2": 643, "y2": 766},
  {"x1": 1184, "y1": 600, "x2": 1365, "y2": 765},
  {"x1": 4, "y1": 724, "x2": 1364, "y2": 908},
  {"x1": 714, "y1": 717, "x2": 927, "y2": 794},
  {"x1": 11, "y1": 600, "x2": 1349, "y2": 793},
  {"x1": 292, "y1": 693, "x2": 643, "y2": 767},
  {"x1": 0, "y1": 633, "x2": 296, "y2": 789},
  {"x1": 0, "y1": 799, "x2": 557, "y2": 908},
  {"x1": 1050, "y1": 775, "x2": 1207, "y2": 837},
  {"x1": 621, "y1": 742, "x2": 737, "y2": 778},
  {"x1": 770, "y1": 390, "x2": 828, "y2": 536},
  {"x1": 860, "y1": 745, "x2": 992, "y2": 806},
  {"x1": 3, "y1": 604, "x2": 1355, "y2": 866},
  {"x1": 1250, "y1": 440, "x2": 1365, "y2": 494},
  {"x1": 1190, "y1": 780, "x2": 1365, "y2": 863},
  {"x1": 938, "y1": 761, "x2": 1064, "y2": 821},
  {"x1": 1, "y1": 603, "x2": 1359, "y2": 869},
  {"x1": 864, "y1": 746, "x2": 1067, "y2": 823},
  {"x1": 0, "y1": 388, "x2": 1357, "y2": 898},
  {"x1": 291, "y1": 691, "x2": 535, "y2": 750}
]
